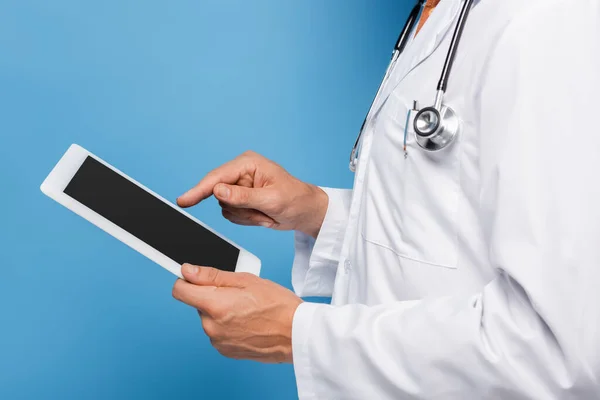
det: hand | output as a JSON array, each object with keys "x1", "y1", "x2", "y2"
[
  {"x1": 172, "y1": 264, "x2": 303, "y2": 363},
  {"x1": 177, "y1": 151, "x2": 328, "y2": 238}
]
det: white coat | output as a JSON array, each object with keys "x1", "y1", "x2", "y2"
[{"x1": 290, "y1": 0, "x2": 600, "y2": 398}]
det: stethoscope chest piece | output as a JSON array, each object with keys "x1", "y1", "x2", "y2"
[{"x1": 414, "y1": 105, "x2": 459, "y2": 151}]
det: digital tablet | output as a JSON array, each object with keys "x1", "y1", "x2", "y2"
[{"x1": 40, "y1": 144, "x2": 261, "y2": 279}]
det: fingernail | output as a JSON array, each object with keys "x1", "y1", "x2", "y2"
[
  {"x1": 259, "y1": 221, "x2": 272, "y2": 228},
  {"x1": 216, "y1": 185, "x2": 230, "y2": 199},
  {"x1": 184, "y1": 264, "x2": 199, "y2": 274}
]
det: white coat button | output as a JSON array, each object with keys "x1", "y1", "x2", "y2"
[{"x1": 344, "y1": 259, "x2": 352, "y2": 273}]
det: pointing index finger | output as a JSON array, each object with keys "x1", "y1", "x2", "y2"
[{"x1": 177, "y1": 157, "x2": 251, "y2": 208}]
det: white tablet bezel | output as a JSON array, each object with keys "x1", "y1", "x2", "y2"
[{"x1": 40, "y1": 144, "x2": 261, "y2": 279}]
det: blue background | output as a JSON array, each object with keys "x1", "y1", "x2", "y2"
[{"x1": 0, "y1": 1, "x2": 410, "y2": 398}]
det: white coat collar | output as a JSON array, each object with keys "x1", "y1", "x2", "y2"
[{"x1": 371, "y1": 0, "x2": 464, "y2": 116}]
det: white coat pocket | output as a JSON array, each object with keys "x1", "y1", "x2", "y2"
[{"x1": 359, "y1": 91, "x2": 461, "y2": 269}]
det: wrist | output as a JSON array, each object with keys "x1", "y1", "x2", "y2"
[{"x1": 296, "y1": 184, "x2": 328, "y2": 239}]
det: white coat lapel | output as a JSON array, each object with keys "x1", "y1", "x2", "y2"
[{"x1": 370, "y1": 0, "x2": 462, "y2": 118}]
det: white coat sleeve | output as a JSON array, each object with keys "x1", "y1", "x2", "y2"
[
  {"x1": 292, "y1": 187, "x2": 352, "y2": 297},
  {"x1": 292, "y1": 2, "x2": 600, "y2": 398}
]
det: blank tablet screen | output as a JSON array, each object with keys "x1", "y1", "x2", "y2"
[{"x1": 64, "y1": 156, "x2": 239, "y2": 271}]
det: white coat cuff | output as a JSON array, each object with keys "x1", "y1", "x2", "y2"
[
  {"x1": 291, "y1": 301, "x2": 330, "y2": 400},
  {"x1": 291, "y1": 188, "x2": 351, "y2": 297}
]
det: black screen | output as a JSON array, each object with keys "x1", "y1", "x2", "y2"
[{"x1": 64, "y1": 156, "x2": 239, "y2": 271}]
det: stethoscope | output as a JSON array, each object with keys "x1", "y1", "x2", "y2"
[{"x1": 349, "y1": 0, "x2": 474, "y2": 172}]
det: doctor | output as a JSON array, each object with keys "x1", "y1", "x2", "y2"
[{"x1": 173, "y1": 0, "x2": 600, "y2": 398}]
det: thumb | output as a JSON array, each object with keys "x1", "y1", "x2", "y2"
[
  {"x1": 181, "y1": 264, "x2": 248, "y2": 288},
  {"x1": 214, "y1": 183, "x2": 269, "y2": 210}
]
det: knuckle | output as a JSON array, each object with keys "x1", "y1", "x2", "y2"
[
  {"x1": 214, "y1": 344, "x2": 235, "y2": 359},
  {"x1": 233, "y1": 189, "x2": 249, "y2": 205},
  {"x1": 268, "y1": 198, "x2": 285, "y2": 215},
  {"x1": 222, "y1": 209, "x2": 242, "y2": 224},
  {"x1": 209, "y1": 337, "x2": 220, "y2": 350},
  {"x1": 234, "y1": 272, "x2": 256, "y2": 287},
  {"x1": 171, "y1": 280, "x2": 184, "y2": 300},
  {"x1": 202, "y1": 318, "x2": 218, "y2": 338},
  {"x1": 260, "y1": 189, "x2": 284, "y2": 212},
  {"x1": 198, "y1": 267, "x2": 220, "y2": 285},
  {"x1": 238, "y1": 272, "x2": 255, "y2": 282},
  {"x1": 206, "y1": 268, "x2": 220, "y2": 284},
  {"x1": 246, "y1": 213, "x2": 262, "y2": 225},
  {"x1": 208, "y1": 304, "x2": 226, "y2": 320}
]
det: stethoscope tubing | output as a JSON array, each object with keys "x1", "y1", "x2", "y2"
[
  {"x1": 350, "y1": 0, "x2": 473, "y2": 172},
  {"x1": 349, "y1": 0, "x2": 425, "y2": 171}
]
